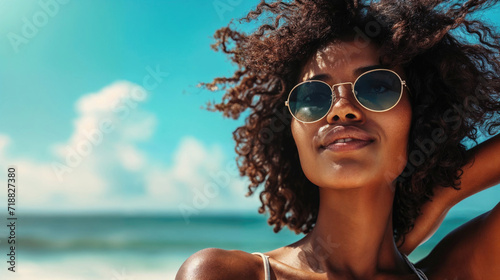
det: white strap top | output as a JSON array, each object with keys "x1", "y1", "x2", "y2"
[
  {"x1": 252, "y1": 252, "x2": 271, "y2": 280},
  {"x1": 252, "y1": 252, "x2": 428, "y2": 280}
]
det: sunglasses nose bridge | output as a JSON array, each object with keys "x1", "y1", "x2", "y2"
[{"x1": 330, "y1": 82, "x2": 354, "y2": 101}]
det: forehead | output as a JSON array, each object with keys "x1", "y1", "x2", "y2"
[{"x1": 300, "y1": 40, "x2": 382, "y2": 82}]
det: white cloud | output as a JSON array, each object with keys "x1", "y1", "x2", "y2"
[
  {"x1": 21, "y1": 158, "x2": 107, "y2": 205},
  {"x1": 75, "y1": 82, "x2": 147, "y2": 114},
  {"x1": 116, "y1": 144, "x2": 146, "y2": 171},
  {"x1": 144, "y1": 136, "x2": 258, "y2": 214},
  {"x1": 1, "y1": 81, "x2": 154, "y2": 210},
  {"x1": 0, "y1": 81, "x2": 260, "y2": 214},
  {"x1": 53, "y1": 81, "x2": 155, "y2": 160}
]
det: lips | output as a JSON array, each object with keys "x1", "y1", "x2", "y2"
[{"x1": 320, "y1": 126, "x2": 375, "y2": 152}]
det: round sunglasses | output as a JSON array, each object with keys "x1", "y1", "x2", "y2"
[{"x1": 285, "y1": 69, "x2": 409, "y2": 123}]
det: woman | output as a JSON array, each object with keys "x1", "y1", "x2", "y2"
[{"x1": 177, "y1": 0, "x2": 500, "y2": 279}]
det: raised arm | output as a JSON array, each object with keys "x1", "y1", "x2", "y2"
[{"x1": 400, "y1": 133, "x2": 500, "y2": 255}]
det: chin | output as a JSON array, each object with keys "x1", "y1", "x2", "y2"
[
  {"x1": 312, "y1": 166, "x2": 397, "y2": 190},
  {"x1": 314, "y1": 174, "x2": 374, "y2": 190}
]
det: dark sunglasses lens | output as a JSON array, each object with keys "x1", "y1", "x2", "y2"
[
  {"x1": 288, "y1": 81, "x2": 332, "y2": 122},
  {"x1": 354, "y1": 71, "x2": 402, "y2": 111}
]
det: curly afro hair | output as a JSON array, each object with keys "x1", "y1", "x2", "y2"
[{"x1": 202, "y1": 0, "x2": 500, "y2": 245}]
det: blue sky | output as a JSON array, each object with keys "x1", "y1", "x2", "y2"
[{"x1": 0, "y1": 0, "x2": 498, "y2": 217}]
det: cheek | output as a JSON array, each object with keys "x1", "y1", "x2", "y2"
[
  {"x1": 381, "y1": 102, "x2": 413, "y2": 177},
  {"x1": 291, "y1": 120, "x2": 317, "y2": 174},
  {"x1": 291, "y1": 120, "x2": 308, "y2": 157}
]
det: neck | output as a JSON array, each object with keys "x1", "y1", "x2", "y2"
[{"x1": 298, "y1": 183, "x2": 410, "y2": 278}]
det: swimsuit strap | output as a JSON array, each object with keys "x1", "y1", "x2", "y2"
[
  {"x1": 252, "y1": 252, "x2": 426, "y2": 280},
  {"x1": 252, "y1": 252, "x2": 271, "y2": 280},
  {"x1": 402, "y1": 254, "x2": 428, "y2": 280}
]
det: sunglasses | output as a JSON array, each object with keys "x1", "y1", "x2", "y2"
[{"x1": 285, "y1": 69, "x2": 409, "y2": 123}]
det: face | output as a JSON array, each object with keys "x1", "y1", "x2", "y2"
[{"x1": 291, "y1": 40, "x2": 412, "y2": 191}]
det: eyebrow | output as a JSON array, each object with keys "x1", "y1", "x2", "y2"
[{"x1": 306, "y1": 64, "x2": 386, "y2": 81}]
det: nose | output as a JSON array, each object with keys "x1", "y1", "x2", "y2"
[{"x1": 325, "y1": 83, "x2": 365, "y2": 123}]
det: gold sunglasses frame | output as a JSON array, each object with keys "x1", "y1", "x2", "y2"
[{"x1": 284, "y1": 69, "x2": 409, "y2": 123}]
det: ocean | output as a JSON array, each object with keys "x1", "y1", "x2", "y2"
[{"x1": 0, "y1": 213, "x2": 478, "y2": 280}]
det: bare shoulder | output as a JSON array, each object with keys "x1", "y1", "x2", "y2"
[
  {"x1": 417, "y1": 202, "x2": 500, "y2": 279},
  {"x1": 175, "y1": 248, "x2": 264, "y2": 280}
]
